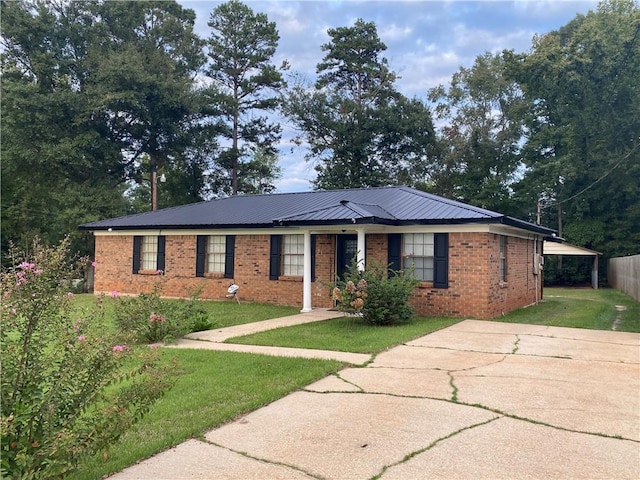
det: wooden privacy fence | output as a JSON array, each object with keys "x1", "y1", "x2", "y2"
[{"x1": 608, "y1": 254, "x2": 640, "y2": 301}]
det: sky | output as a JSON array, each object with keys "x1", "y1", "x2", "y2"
[{"x1": 180, "y1": 0, "x2": 601, "y2": 192}]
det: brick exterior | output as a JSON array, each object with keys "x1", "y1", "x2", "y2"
[{"x1": 93, "y1": 231, "x2": 543, "y2": 319}]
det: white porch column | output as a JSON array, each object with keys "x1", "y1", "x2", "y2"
[
  {"x1": 356, "y1": 228, "x2": 366, "y2": 271},
  {"x1": 301, "y1": 230, "x2": 313, "y2": 312}
]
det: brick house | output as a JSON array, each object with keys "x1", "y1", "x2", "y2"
[{"x1": 80, "y1": 186, "x2": 555, "y2": 319}]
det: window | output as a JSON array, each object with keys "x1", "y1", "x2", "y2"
[
  {"x1": 499, "y1": 236, "x2": 507, "y2": 282},
  {"x1": 196, "y1": 235, "x2": 234, "y2": 278},
  {"x1": 207, "y1": 235, "x2": 226, "y2": 274},
  {"x1": 133, "y1": 235, "x2": 165, "y2": 274},
  {"x1": 403, "y1": 233, "x2": 434, "y2": 281},
  {"x1": 141, "y1": 236, "x2": 158, "y2": 271},
  {"x1": 282, "y1": 234, "x2": 304, "y2": 276}
]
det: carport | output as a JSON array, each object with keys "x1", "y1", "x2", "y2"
[{"x1": 544, "y1": 240, "x2": 601, "y2": 289}]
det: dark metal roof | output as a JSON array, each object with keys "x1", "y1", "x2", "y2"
[{"x1": 79, "y1": 186, "x2": 555, "y2": 235}]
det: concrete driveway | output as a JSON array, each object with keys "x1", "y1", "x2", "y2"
[{"x1": 111, "y1": 320, "x2": 640, "y2": 480}]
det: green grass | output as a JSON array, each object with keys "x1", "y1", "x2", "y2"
[
  {"x1": 227, "y1": 315, "x2": 461, "y2": 353},
  {"x1": 497, "y1": 287, "x2": 639, "y2": 332},
  {"x1": 71, "y1": 293, "x2": 299, "y2": 329},
  {"x1": 71, "y1": 349, "x2": 342, "y2": 480}
]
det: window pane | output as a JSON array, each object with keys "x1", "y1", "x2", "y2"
[
  {"x1": 141, "y1": 236, "x2": 158, "y2": 271},
  {"x1": 207, "y1": 235, "x2": 226, "y2": 273},
  {"x1": 283, "y1": 235, "x2": 304, "y2": 276},
  {"x1": 402, "y1": 233, "x2": 434, "y2": 281}
]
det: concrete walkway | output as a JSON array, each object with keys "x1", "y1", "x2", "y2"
[
  {"x1": 111, "y1": 319, "x2": 640, "y2": 480},
  {"x1": 167, "y1": 308, "x2": 371, "y2": 365}
]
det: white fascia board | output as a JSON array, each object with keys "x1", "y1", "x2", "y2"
[{"x1": 92, "y1": 223, "x2": 541, "y2": 238}]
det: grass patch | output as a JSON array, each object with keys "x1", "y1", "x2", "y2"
[
  {"x1": 226, "y1": 315, "x2": 461, "y2": 353},
  {"x1": 71, "y1": 349, "x2": 342, "y2": 479},
  {"x1": 497, "y1": 287, "x2": 639, "y2": 332},
  {"x1": 71, "y1": 293, "x2": 299, "y2": 330}
]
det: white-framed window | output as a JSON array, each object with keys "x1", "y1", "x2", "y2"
[
  {"x1": 282, "y1": 234, "x2": 304, "y2": 276},
  {"x1": 499, "y1": 235, "x2": 507, "y2": 282},
  {"x1": 141, "y1": 236, "x2": 158, "y2": 271},
  {"x1": 207, "y1": 235, "x2": 226, "y2": 274},
  {"x1": 403, "y1": 233, "x2": 434, "y2": 281}
]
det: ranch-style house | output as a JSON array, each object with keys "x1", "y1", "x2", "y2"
[{"x1": 79, "y1": 186, "x2": 556, "y2": 319}]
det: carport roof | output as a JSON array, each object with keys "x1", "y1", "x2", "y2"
[
  {"x1": 544, "y1": 240, "x2": 601, "y2": 256},
  {"x1": 79, "y1": 185, "x2": 556, "y2": 235}
]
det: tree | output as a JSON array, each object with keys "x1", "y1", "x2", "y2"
[
  {"x1": 284, "y1": 19, "x2": 438, "y2": 190},
  {"x1": 510, "y1": 0, "x2": 640, "y2": 257},
  {"x1": 87, "y1": 0, "x2": 208, "y2": 211},
  {"x1": 428, "y1": 52, "x2": 527, "y2": 214},
  {"x1": 0, "y1": 0, "x2": 129, "y2": 257},
  {"x1": 205, "y1": 0, "x2": 286, "y2": 195}
]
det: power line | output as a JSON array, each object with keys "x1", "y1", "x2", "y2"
[{"x1": 541, "y1": 139, "x2": 640, "y2": 209}]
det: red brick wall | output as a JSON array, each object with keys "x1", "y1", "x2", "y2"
[{"x1": 93, "y1": 231, "x2": 542, "y2": 318}]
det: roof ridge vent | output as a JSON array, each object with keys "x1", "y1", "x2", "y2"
[{"x1": 340, "y1": 199, "x2": 349, "y2": 205}]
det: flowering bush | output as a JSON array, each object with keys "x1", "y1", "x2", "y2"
[
  {"x1": 112, "y1": 284, "x2": 212, "y2": 344},
  {"x1": 333, "y1": 259, "x2": 419, "y2": 325},
  {"x1": 1, "y1": 238, "x2": 174, "y2": 478}
]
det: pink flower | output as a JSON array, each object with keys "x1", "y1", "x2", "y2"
[
  {"x1": 34, "y1": 269, "x2": 43, "y2": 275},
  {"x1": 78, "y1": 335, "x2": 86, "y2": 342},
  {"x1": 3, "y1": 292, "x2": 9, "y2": 299},
  {"x1": 148, "y1": 343, "x2": 162, "y2": 349},
  {"x1": 66, "y1": 292, "x2": 74, "y2": 299},
  {"x1": 91, "y1": 261, "x2": 97, "y2": 267},
  {"x1": 112, "y1": 344, "x2": 128, "y2": 352},
  {"x1": 110, "y1": 291, "x2": 119, "y2": 298},
  {"x1": 74, "y1": 324, "x2": 80, "y2": 331},
  {"x1": 149, "y1": 313, "x2": 166, "y2": 324},
  {"x1": 155, "y1": 269, "x2": 164, "y2": 275},
  {"x1": 11, "y1": 308, "x2": 17, "y2": 315}
]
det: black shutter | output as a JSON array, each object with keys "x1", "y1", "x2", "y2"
[
  {"x1": 311, "y1": 234, "x2": 317, "y2": 281},
  {"x1": 433, "y1": 233, "x2": 449, "y2": 289},
  {"x1": 132, "y1": 236, "x2": 142, "y2": 274},
  {"x1": 224, "y1": 235, "x2": 235, "y2": 279},
  {"x1": 269, "y1": 235, "x2": 282, "y2": 280},
  {"x1": 387, "y1": 233, "x2": 402, "y2": 274},
  {"x1": 196, "y1": 235, "x2": 206, "y2": 277},
  {"x1": 156, "y1": 236, "x2": 166, "y2": 273}
]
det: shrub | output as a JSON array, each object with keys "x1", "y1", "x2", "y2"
[
  {"x1": 333, "y1": 260, "x2": 419, "y2": 325},
  {"x1": 112, "y1": 285, "x2": 213, "y2": 344},
  {"x1": 1, "y1": 238, "x2": 174, "y2": 479}
]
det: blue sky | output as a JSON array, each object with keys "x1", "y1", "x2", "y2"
[{"x1": 180, "y1": 0, "x2": 600, "y2": 192}]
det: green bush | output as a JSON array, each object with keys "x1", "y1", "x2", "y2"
[
  {"x1": 1, "y1": 238, "x2": 174, "y2": 479},
  {"x1": 333, "y1": 260, "x2": 419, "y2": 325},
  {"x1": 112, "y1": 285, "x2": 214, "y2": 344}
]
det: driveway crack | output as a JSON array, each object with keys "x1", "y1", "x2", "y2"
[
  {"x1": 203, "y1": 439, "x2": 326, "y2": 479},
  {"x1": 370, "y1": 416, "x2": 502, "y2": 480}
]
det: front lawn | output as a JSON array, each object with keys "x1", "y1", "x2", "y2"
[
  {"x1": 227, "y1": 315, "x2": 460, "y2": 353},
  {"x1": 72, "y1": 293, "x2": 299, "y2": 330}
]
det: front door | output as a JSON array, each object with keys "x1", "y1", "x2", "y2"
[{"x1": 336, "y1": 235, "x2": 358, "y2": 279}]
